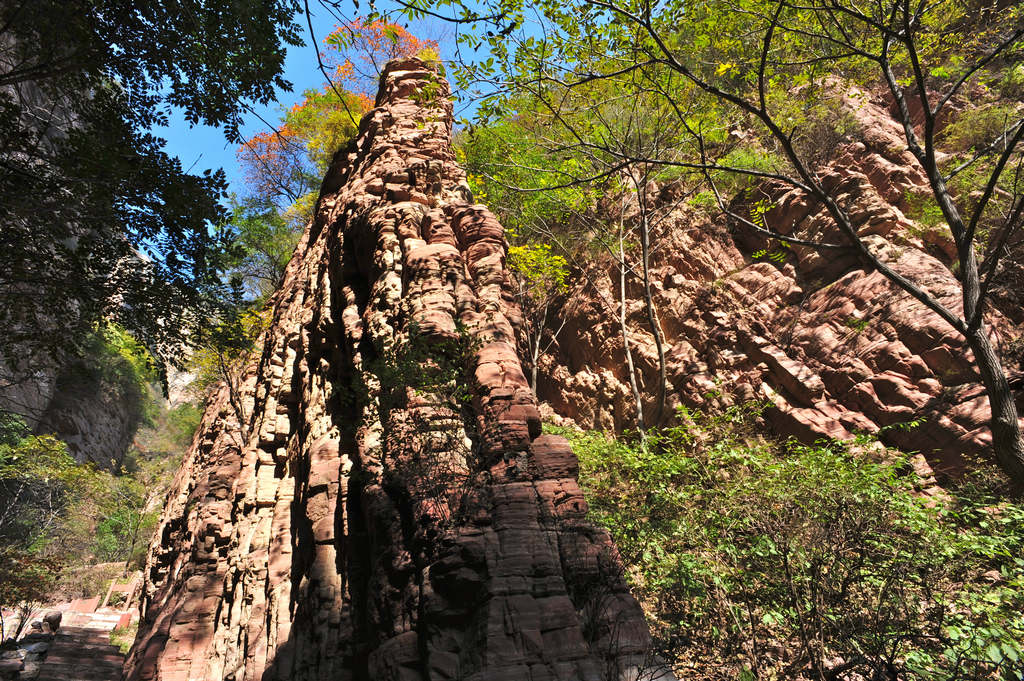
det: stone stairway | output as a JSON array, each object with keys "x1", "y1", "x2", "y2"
[{"x1": 36, "y1": 626, "x2": 124, "y2": 681}]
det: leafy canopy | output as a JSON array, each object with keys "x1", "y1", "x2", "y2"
[{"x1": 0, "y1": 0, "x2": 303, "y2": 376}]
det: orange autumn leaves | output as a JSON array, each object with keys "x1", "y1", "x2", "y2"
[
  {"x1": 323, "y1": 18, "x2": 439, "y2": 89},
  {"x1": 237, "y1": 19, "x2": 438, "y2": 216}
]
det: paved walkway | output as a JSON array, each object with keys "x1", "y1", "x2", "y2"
[{"x1": 35, "y1": 626, "x2": 124, "y2": 681}]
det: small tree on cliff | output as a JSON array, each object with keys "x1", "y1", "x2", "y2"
[
  {"x1": 394, "y1": 0, "x2": 1024, "y2": 485},
  {"x1": 506, "y1": 239, "x2": 569, "y2": 390}
]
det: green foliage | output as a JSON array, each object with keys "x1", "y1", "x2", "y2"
[
  {"x1": 904, "y1": 191, "x2": 948, "y2": 229},
  {"x1": 0, "y1": 390, "x2": 201, "y2": 611},
  {"x1": 0, "y1": 416, "x2": 89, "y2": 614},
  {"x1": 844, "y1": 316, "x2": 870, "y2": 333},
  {"x1": 0, "y1": 547, "x2": 60, "y2": 633},
  {"x1": 90, "y1": 324, "x2": 160, "y2": 409},
  {"x1": 751, "y1": 248, "x2": 788, "y2": 264},
  {"x1": 456, "y1": 117, "x2": 598, "y2": 237},
  {"x1": 84, "y1": 473, "x2": 158, "y2": 566},
  {"x1": 941, "y1": 103, "x2": 1022, "y2": 153},
  {"x1": 997, "y1": 63, "x2": 1024, "y2": 100},
  {"x1": 109, "y1": 622, "x2": 139, "y2": 655},
  {"x1": 0, "y1": 0, "x2": 302, "y2": 370},
  {"x1": 687, "y1": 191, "x2": 719, "y2": 214},
  {"x1": 0, "y1": 422, "x2": 94, "y2": 551},
  {"x1": 714, "y1": 147, "x2": 784, "y2": 197},
  {"x1": 568, "y1": 406, "x2": 1024, "y2": 679},
  {"x1": 507, "y1": 241, "x2": 569, "y2": 301},
  {"x1": 166, "y1": 404, "x2": 204, "y2": 449},
  {"x1": 405, "y1": 0, "x2": 1022, "y2": 282},
  {"x1": 187, "y1": 307, "x2": 268, "y2": 399},
  {"x1": 223, "y1": 196, "x2": 302, "y2": 301},
  {"x1": 0, "y1": 411, "x2": 30, "y2": 447},
  {"x1": 284, "y1": 88, "x2": 363, "y2": 176}
]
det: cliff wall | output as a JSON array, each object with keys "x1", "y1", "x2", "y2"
[
  {"x1": 0, "y1": 348, "x2": 142, "y2": 469},
  {"x1": 125, "y1": 60, "x2": 657, "y2": 681},
  {"x1": 537, "y1": 86, "x2": 1023, "y2": 478}
]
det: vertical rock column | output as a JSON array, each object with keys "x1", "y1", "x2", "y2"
[{"x1": 125, "y1": 58, "x2": 659, "y2": 681}]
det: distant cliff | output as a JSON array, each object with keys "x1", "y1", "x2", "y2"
[{"x1": 0, "y1": 328, "x2": 149, "y2": 469}]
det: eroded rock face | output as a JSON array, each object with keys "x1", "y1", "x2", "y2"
[
  {"x1": 0, "y1": 351, "x2": 141, "y2": 470},
  {"x1": 537, "y1": 87, "x2": 1023, "y2": 478},
  {"x1": 125, "y1": 60, "x2": 656, "y2": 681}
]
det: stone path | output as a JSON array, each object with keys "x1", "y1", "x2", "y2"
[{"x1": 36, "y1": 626, "x2": 123, "y2": 681}]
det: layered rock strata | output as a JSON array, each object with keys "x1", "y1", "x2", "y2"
[
  {"x1": 125, "y1": 59, "x2": 656, "y2": 681},
  {"x1": 538, "y1": 86, "x2": 1023, "y2": 477}
]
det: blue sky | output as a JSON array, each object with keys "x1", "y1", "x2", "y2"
[{"x1": 158, "y1": 5, "x2": 465, "y2": 195}]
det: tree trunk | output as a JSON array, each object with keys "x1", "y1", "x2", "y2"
[
  {"x1": 637, "y1": 190, "x2": 667, "y2": 427},
  {"x1": 965, "y1": 327, "x2": 1024, "y2": 486},
  {"x1": 619, "y1": 227, "x2": 646, "y2": 438},
  {"x1": 529, "y1": 300, "x2": 547, "y2": 390}
]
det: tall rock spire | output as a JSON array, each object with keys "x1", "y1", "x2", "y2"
[{"x1": 125, "y1": 59, "x2": 660, "y2": 681}]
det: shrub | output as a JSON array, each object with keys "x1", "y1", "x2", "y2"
[
  {"x1": 567, "y1": 405, "x2": 1024, "y2": 680},
  {"x1": 941, "y1": 103, "x2": 1022, "y2": 153},
  {"x1": 109, "y1": 621, "x2": 138, "y2": 655},
  {"x1": 713, "y1": 146, "x2": 785, "y2": 198}
]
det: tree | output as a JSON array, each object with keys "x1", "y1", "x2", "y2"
[
  {"x1": 236, "y1": 18, "x2": 438, "y2": 226},
  {"x1": 236, "y1": 86, "x2": 369, "y2": 220},
  {"x1": 222, "y1": 197, "x2": 303, "y2": 302},
  {"x1": 0, "y1": 0, "x2": 303, "y2": 385},
  {"x1": 0, "y1": 418, "x2": 94, "y2": 549},
  {"x1": 0, "y1": 548, "x2": 59, "y2": 642},
  {"x1": 393, "y1": 0, "x2": 1024, "y2": 484},
  {"x1": 187, "y1": 308, "x2": 270, "y2": 444},
  {"x1": 324, "y1": 18, "x2": 440, "y2": 88},
  {"x1": 0, "y1": 412, "x2": 90, "y2": 633},
  {"x1": 506, "y1": 240, "x2": 569, "y2": 390},
  {"x1": 91, "y1": 475, "x2": 157, "y2": 571}
]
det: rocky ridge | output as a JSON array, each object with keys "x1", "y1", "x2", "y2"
[
  {"x1": 537, "y1": 85, "x2": 1023, "y2": 477},
  {"x1": 125, "y1": 59, "x2": 658, "y2": 681}
]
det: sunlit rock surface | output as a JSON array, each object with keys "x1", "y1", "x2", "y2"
[
  {"x1": 537, "y1": 86, "x2": 1023, "y2": 478},
  {"x1": 125, "y1": 59, "x2": 657, "y2": 681}
]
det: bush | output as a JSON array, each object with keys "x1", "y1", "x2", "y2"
[
  {"x1": 941, "y1": 103, "x2": 1022, "y2": 153},
  {"x1": 566, "y1": 405, "x2": 1024, "y2": 680},
  {"x1": 713, "y1": 146, "x2": 785, "y2": 198}
]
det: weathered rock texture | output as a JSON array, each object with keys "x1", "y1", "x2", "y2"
[
  {"x1": 537, "y1": 86, "x2": 1023, "y2": 477},
  {"x1": 34, "y1": 361, "x2": 142, "y2": 468},
  {"x1": 0, "y1": 351, "x2": 141, "y2": 469},
  {"x1": 125, "y1": 60, "x2": 656, "y2": 681}
]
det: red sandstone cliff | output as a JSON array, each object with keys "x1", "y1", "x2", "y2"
[
  {"x1": 536, "y1": 85, "x2": 1023, "y2": 479},
  {"x1": 124, "y1": 60, "x2": 659, "y2": 681}
]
